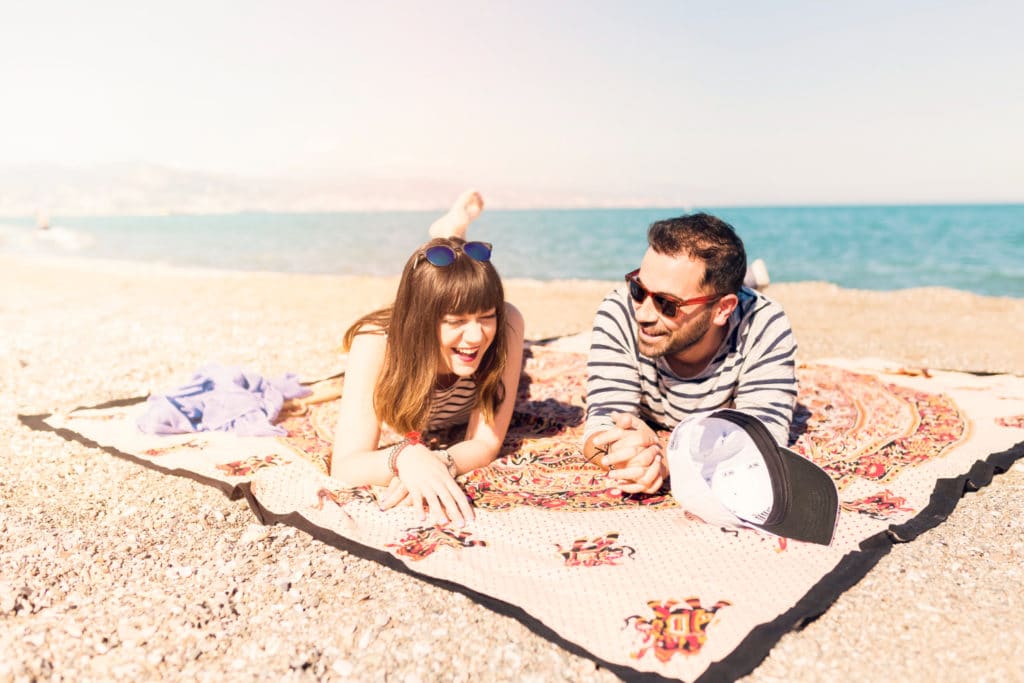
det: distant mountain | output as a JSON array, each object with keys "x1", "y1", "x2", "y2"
[
  {"x1": 0, "y1": 163, "x2": 460, "y2": 215},
  {"x1": 0, "y1": 163, "x2": 689, "y2": 215}
]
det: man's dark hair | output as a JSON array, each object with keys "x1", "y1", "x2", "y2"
[{"x1": 647, "y1": 213, "x2": 747, "y2": 295}]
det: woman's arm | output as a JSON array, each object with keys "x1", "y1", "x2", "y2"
[
  {"x1": 329, "y1": 330, "x2": 392, "y2": 484},
  {"x1": 336, "y1": 305, "x2": 525, "y2": 526},
  {"x1": 384, "y1": 303, "x2": 525, "y2": 526},
  {"x1": 330, "y1": 330, "x2": 475, "y2": 526}
]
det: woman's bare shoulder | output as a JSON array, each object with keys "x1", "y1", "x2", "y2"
[
  {"x1": 503, "y1": 301, "x2": 524, "y2": 329},
  {"x1": 353, "y1": 321, "x2": 386, "y2": 335},
  {"x1": 348, "y1": 325, "x2": 387, "y2": 354}
]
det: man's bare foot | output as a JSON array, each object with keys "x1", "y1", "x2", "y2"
[{"x1": 429, "y1": 189, "x2": 485, "y2": 239}]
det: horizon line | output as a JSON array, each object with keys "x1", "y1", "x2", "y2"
[{"x1": 2, "y1": 199, "x2": 1023, "y2": 220}]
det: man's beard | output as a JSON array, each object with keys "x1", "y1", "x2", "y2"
[{"x1": 637, "y1": 308, "x2": 713, "y2": 359}]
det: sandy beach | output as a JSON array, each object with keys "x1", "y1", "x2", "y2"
[{"x1": 3, "y1": 253, "x2": 1023, "y2": 681}]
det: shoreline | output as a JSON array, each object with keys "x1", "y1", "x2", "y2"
[
  {"x1": 6, "y1": 253, "x2": 1023, "y2": 377},
  {"x1": 4, "y1": 252, "x2": 1024, "y2": 680}
]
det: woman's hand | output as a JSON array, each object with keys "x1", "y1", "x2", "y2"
[
  {"x1": 378, "y1": 477, "x2": 409, "y2": 509},
  {"x1": 386, "y1": 444, "x2": 475, "y2": 527}
]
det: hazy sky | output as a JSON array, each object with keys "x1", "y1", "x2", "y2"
[{"x1": 3, "y1": 0, "x2": 1022, "y2": 206}]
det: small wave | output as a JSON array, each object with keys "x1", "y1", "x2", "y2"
[{"x1": 32, "y1": 226, "x2": 94, "y2": 250}]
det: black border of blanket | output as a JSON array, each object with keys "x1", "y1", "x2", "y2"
[{"x1": 18, "y1": 402, "x2": 1024, "y2": 683}]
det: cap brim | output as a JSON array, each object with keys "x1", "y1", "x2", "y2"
[{"x1": 756, "y1": 446, "x2": 839, "y2": 546}]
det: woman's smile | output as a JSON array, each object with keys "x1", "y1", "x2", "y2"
[{"x1": 440, "y1": 310, "x2": 497, "y2": 376}]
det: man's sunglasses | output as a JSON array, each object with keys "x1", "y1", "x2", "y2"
[
  {"x1": 625, "y1": 268, "x2": 721, "y2": 318},
  {"x1": 415, "y1": 241, "x2": 493, "y2": 269}
]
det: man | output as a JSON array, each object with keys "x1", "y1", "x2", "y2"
[{"x1": 583, "y1": 213, "x2": 798, "y2": 494}]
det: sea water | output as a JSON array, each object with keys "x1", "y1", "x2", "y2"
[{"x1": 1, "y1": 204, "x2": 1021, "y2": 297}]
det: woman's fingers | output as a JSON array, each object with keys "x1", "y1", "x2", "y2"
[
  {"x1": 401, "y1": 480, "x2": 469, "y2": 527},
  {"x1": 379, "y1": 479, "x2": 409, "y2": 510},
  {"x1": 443, "y1": 479, "x2": 475, "y2": 526},
  {"x1": 424, "y1": 481, "x2": 472, "y2": 528},
  {"x1": 408, "y1": 489, "x2": 429, "y2": 522},
  {"x1": 422, "y1": 491, "x2": 448, "y2": 526}
]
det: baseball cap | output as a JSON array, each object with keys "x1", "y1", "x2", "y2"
[{"x1": 666, "y1": 409, "x2": 839, "y2": 545}]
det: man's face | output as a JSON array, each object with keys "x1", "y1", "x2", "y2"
[{"x1": 631, "y1": 249, "x2": 718, "y2": 359}]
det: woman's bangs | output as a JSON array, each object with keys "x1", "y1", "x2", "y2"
[{"x1": 443, "y1": 262, "x2": 503, "y2": 315}]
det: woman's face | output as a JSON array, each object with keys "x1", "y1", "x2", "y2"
[{"x1": 438, "y1": 308, "x2": 498, "y2": 377}]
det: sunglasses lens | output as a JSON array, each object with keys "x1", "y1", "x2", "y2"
[
  {"x1": 627, "y1": 278, "x2": 646, "y2": 305},
  {"x1": 654, "y1": 296, "x2": 676, "y2": 318},
  {"x1": 424, "y1": 246, "x2": 456, "y2": 267},
  {"x1": 463, "y1": 241, "x2": 492, "y2": 262},
  {"x1": 628, "y1": 276, "x2": 677, "y2": 317}
]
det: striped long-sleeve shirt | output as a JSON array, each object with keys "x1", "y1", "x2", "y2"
[{"x1": 584, "y1": 285, "x2": 798, "y2": 445}]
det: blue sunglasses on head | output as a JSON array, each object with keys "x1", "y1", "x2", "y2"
[{"x1": 415, "y1": 241, "x2": 493, "y2": 269}]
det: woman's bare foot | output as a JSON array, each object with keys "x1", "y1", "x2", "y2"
[
  {"x1": 744, "y1": 258, "x2": 771, "y2": 291},
  {"x1": 429, "y1": 189, "x2": 485, "y2": 239}
]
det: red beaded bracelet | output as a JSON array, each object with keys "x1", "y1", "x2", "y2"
[
  {"x1": 387, "y1": 432, "x2": 424, "y2": 477},
  {"x1": 386, "y1": 443, "x2": 404, "y2": 477}
]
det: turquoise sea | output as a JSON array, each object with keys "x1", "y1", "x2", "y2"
[{"x1": 2, "y1": 204, "x2": 1022, "y2": 298}]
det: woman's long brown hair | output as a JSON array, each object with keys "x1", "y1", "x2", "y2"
[{"x1": 342, "y1": 237, "x2": 508, "y2": 435}]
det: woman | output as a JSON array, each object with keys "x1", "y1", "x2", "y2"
[{"x1": 330, "y1": 193, "x2": 524, "y2": 528}]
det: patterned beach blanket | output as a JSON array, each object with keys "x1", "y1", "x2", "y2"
[{"x1": 21, "y1": 346, "x2": 1024, "y2": 682}]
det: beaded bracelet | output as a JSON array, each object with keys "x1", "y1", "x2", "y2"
[
  {"x1": 386, "y1": 441, "x2": 406, "y2": 477},
  {"x1": 387, "y1": 431, "x2": 425, "y2": 477}
]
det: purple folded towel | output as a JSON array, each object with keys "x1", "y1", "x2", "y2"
[{"x1": 137, "y1": 364, "x2": 312, "y2": 436}]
